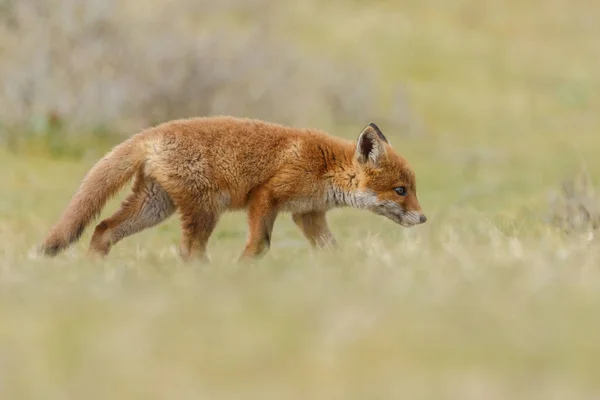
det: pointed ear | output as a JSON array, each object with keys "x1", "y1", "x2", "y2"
[
  {"x1": 356, "y1": 123, "x2": 386, "y2": 164},
  {"x1": 368, "y1": 122, "x2": 388, "y2": 144}
]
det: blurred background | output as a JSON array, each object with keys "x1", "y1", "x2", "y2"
[
  {"x1": 1, "y1": 0, "x2": 420, "y2": 140},
  {"x1": 2, "y1": 0, "x2": 600, "y2": 399}
]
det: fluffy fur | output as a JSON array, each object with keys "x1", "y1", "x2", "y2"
[{"x1": 40, "y1": 116, "x2": 426, "y2": 261}]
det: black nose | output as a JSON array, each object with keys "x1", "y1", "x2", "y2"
[{"x1": 419, "y1": 215, "x2": 427, "y2": 224}]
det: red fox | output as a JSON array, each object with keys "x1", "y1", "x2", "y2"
[{"x1": 40, "y1": 116, "x2": 426, "y2": 261}]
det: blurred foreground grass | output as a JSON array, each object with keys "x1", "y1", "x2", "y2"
[
  {"x1": 2, "y1": 0, "x2": 600, "y2": 398},
  {"x1": 2, "y1": 142, "x2": 600, "y2": 398}
]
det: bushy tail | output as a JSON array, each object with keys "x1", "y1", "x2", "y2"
[{"x1": 40, "y1": 137, "x2": 146, "y2": 256}]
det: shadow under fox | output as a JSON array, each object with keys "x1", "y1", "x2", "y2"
[{"x1": 40, "y1": 116, "x2": 426, "y2": 261}]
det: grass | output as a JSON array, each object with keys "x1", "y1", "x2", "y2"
[
  {"x1": 3, "y1": 0, "x2": 600, "y2": 398},
  {"x1": 2, "y1": 146, "x2": 600, "y2": 399}
]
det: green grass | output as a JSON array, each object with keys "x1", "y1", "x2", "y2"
[{"x1": 3, "y1": 0, "x2": 600, "y2": 398}]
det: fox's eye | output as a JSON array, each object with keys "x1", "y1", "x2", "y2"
[{"x1": 394, "y1": 186, "x2": 407, "y2": 196}]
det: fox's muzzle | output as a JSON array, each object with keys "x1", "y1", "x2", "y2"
[{"x1": 396, "y1": 209, "x2": 427, "y2": 227}]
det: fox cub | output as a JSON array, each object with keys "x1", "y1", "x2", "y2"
[{"x1": 40, "y1": 116, "x2": 426, "y2": 261}]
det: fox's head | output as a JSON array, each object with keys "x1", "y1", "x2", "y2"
[{"x1": 350, "y1": 123, "x2": 426, "y2": 227}]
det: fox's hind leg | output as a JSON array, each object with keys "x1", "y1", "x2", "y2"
[
  {"x1": 292, "y1": 211, "x2": 338, "y2": 249},
  {"x1": 174, "y1": 191, "x2": 227, "y2": 262},
  {"x1": 88, "y1": 173, "x2": 175, "y2": 257},
  {"x1": 240, "y1": 187, "x2": 279, "y2": 261},
  {"x1": 177, "y1": 207, "x2": 220, "y2": 263}
]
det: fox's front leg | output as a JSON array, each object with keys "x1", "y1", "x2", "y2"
[
  {"x1": 240, "y1": 189, "x2": 278, "y2": 260},
  {"x1": 292, "y1": 211, "x2": 338, "y2": 249}
]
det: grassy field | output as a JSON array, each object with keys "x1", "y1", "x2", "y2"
[{"x1": 2, "y1": 0, "x2": 600, "y2": 398}]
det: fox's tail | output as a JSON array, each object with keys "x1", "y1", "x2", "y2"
[{"x1": 40, "y1": 136, "x2": 146, "y2": 256}]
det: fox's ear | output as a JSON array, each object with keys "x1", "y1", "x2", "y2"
[
  {"x1": 367, "y1": 122, "x2": 388, "y2": 144},
  {"x1": 356, "y1": 123, "x2": 386, "y2": 164}
]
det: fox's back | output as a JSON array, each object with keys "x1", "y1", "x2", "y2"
[{"x1": 141, "y1": 116, "x2": 320, "y2": 207}]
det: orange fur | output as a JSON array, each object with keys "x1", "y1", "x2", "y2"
[{"x1": 39, "y1": 116, "x2": 426, "y2": 261}]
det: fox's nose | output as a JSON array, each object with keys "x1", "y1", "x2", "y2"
[{"x1": 419, "y1": 215, "x2": 427, "y2": 224}]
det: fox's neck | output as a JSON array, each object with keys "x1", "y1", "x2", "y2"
[
  {"x1": 327, "y1": 185, "x2": 372, "y2": 209},
  {"x1": 317, "y1": 138, "x2": 364, "y2": 209}
]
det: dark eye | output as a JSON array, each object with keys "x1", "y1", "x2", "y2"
[{"x1": 394, "y1": 186, "x2": 407, "y2": 196}]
